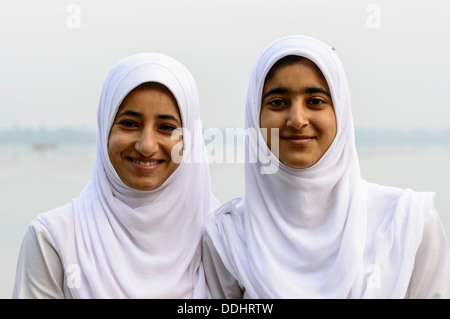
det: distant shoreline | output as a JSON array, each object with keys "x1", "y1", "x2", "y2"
[
  {"x1": 0, "y1": 127, "x2": 97, "y2": 143},
  {"x1": 1, "y1": 127, "x2": 450, "y2": 144}
]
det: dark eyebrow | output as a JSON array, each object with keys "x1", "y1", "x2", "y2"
[
  {"x1": 262, "y1": 86, "x2": 331, "y2": 100},
  {"x1": 116, "y1": 110, "x2": 141, "y2": 118},
  {"x1": 305, "y1": 87, "x2": 331, "y2": 97},
  {"x1": 262, "y1": 87, "x2": 290, "y2": 100},
  {"x1": 116, "y1": 110, "x2": 182, "y2": 125}
]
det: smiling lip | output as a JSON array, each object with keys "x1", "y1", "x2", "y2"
[
  {"x1": 281, "y1": 135, "x2": 314, "y2": 146},
  {"x1": 127, "y1": 157, "x2": 164, "y2": 170}
]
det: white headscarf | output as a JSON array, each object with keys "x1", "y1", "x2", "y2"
[
  {"x1": 205, "y1": 35, "x2": 434, "y2": 298},
  {"x1": 40, "y1": 52, "x2": 219, "y2": 298}
]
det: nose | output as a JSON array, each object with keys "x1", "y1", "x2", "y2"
[
  {"x1": 286, "y1": 101, "x2": 309, "y2": 129},
  {"x1": 135, "y1": 128, "x2": 158, "y2": 157}
]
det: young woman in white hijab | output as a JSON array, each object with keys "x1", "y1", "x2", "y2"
[
  {"x1": 202, "y1": 35, "x2": 450, "y2": 299},
  {"x1": 13, "y1": 52, "x2": 219, "y2": 298}
]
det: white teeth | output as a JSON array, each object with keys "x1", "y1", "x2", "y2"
[{"x1": 132, "y1": 159, "x2": 159, "y2": 166}]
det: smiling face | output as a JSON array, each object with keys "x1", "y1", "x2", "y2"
[
  {"x1": 108, "y1": 82, "x2": 183, "y2": 191},
  {"x1": 260, "y1": 56, "x2": 337, "y2": 169}
]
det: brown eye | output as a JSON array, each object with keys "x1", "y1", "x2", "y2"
[
  {"x1": 268, "y1": 99, "x2": 287, "y2": 107},
  {"x1": 307, "y1": 98, "x2": 327, "y2": 108},
  {"x1": 118, "y1": 120, "x2": 138, "y2": 127},
  {"x1": 159, "y1": 124, "x2": 177, "y2": 132}
]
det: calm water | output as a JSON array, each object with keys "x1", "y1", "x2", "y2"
[{"x1": 1, "y1": 140, "x2": 449, "y2": 298}]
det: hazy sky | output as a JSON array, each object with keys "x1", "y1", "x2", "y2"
[{"x1": 1, "y1": 0, "x2": 449, "y2": 131}]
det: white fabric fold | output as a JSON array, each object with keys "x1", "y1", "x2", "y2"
[
  {"x1": 39, "y1": 53, "x2": 219, "y2": 298},
  {"x1": 204, "y1": 35, "x2": 434, "y2": 298}
]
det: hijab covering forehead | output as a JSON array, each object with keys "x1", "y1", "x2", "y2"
[
  {"x1": 39, "y1": 52, "x2": 219, "y2": 298},
  {"x1": 205, "y1": 35, "x2": 430, "y2": 298},
  {"x1": 97, "y1": 52, "x2": 199, "y2": 196},
  {"x1": 246, "y1": 35, "x2": 354, "y2": 172}
]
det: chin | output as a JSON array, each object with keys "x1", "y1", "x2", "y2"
[
  {"x1": 281, "y1": 158, "x2": 313, "y2": 169},
  {"x1": 126, "y1": 181, "x2": 161, "y2": 191}
]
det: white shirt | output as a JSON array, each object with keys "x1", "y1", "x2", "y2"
[
  {"x1": 13, "y1": 53, "x2": 219, "y2": 299},
  {"x1": 203, "y1": 35, "x2": 450, "y2": 299}
]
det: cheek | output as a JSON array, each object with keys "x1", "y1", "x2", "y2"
[
  {"x1": 328, "y1": 112, "x2": 337, "y2": 138},
  {"x1": 108, "y1": 131, "x2": 129, "y2": 159},
  {"x1": 320, "y1": 109, "x2": 337, "y2": 132},
  {"x1": 259, "y1": 109, "x2": 271, "y2": 129},
  {"x1": 320, "y1": 111, "x2": 337, "y2": 148},
  {"x1": 260, "y1": 108, "x2": 285, "y2": 130},
  {"x1": 260, "y1": 111, "x2": 281, "y2": 144},
  {"x1": 166, "y1": 137, "x2": 184, "y2": 161},
  {"x1": 260, "y1": 111, "x2": 283, "y2": 148}
]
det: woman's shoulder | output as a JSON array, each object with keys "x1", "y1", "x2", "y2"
[
  {"x1": 366, "y1": 181, "x2": 435, "y2": 209},
  {"x1": 33, "y1": 202, "x2": 75, "y2": 236},
  {"x1": 14, "y1": 203, "x2": 74, "y2": 299},
  {"x1": 365, "y1": 181, "x2": 437, "y2": 235},
  {"x1": 366, "y1": 181, "x2": 405, "y2": 200},
  {"x1": 203, "y1": 198, "x2": 244, "y2": 228},
  {"x1": 203, "y1": 197, "x2": 246, "y2": 252}
]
